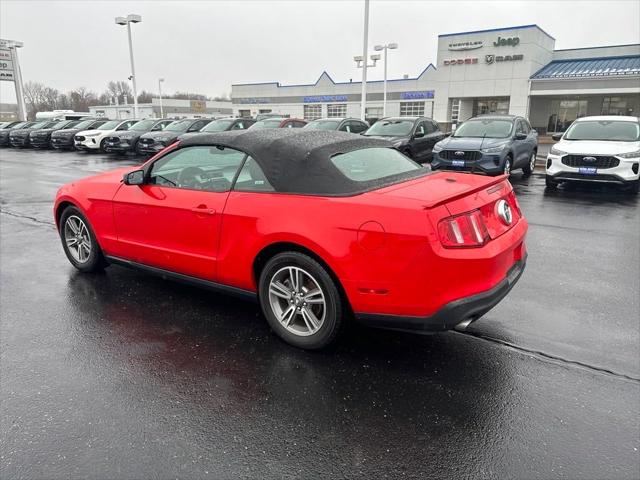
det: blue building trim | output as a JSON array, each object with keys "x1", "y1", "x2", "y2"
[
  {"x1": 438, "y1": 24, "x2": 555, "y2": 40},
  {"x1": 530, "y1": 55, "x2": 640, "y2": 79},
  {"x1": 232, "y1": 64, "x2": 437, "y2": 88}
]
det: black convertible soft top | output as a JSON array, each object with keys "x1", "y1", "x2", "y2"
[{"x1": 179, "y1": 129, "x2": 428, "y2": 195}]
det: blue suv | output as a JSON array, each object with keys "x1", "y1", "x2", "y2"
[{"x1": 431, "y1": 115, "x2": 538, "y2": 176}]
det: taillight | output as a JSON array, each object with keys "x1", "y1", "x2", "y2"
[
  {"x1": 438, "y1": 210, "x2": 489, "y2": 248},
  {"x1": 506, "y1": 190, "x2": 522, "y2": 216}
]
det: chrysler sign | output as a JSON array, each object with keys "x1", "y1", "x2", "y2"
[{"x1": 448, "y1": 40, "x2": 483, "y2": 51}]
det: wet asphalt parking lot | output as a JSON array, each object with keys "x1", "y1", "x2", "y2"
[{"x1": 0, "y1": 147, "x2": 639, "y2": 479}]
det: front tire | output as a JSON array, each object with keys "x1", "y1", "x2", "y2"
[
  {"x1": 545, "y1": 175, "x2": 558, "y2": 189},
  {"x1": 59, "y1": 206, "x2": 106, "y2": 273},
  {"x1": 258, "y1": 252, "x2": 344, "y2": 350},
  {"x1": 503, "y1": 156, "x2": 512, "y2": 176},
  {"x1": 523, "y1": 150, "x2": 537, "y2": 177}
]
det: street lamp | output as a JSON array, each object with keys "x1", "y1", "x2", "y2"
[
  {"x1": 158, "y1": 78, "x2": 165, "y2": 118},
  {"x1": 354, "y1": 53, "x2": 380, "y2": 122},
  {"x1": 115, "y1": 14, "x2": 142, "y2": 118},
  {"x1": 374, "y1": 43, "x2": 398, "y2": 117},
  {"x1": 358, "y1": 0, "x2": 370, "y2": 121}
]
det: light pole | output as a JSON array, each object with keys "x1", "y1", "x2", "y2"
[
  {"x1": 359, "y1": 0, "x2": 369, "y2": 121},
  {"x1": 374, "y1": 43, "x2": 398, "y2": 118},
  {"x1": 158, "y1": 78, "x2": 165, "y2": 118},
  {"x1": 354, "y1": 53, "x2": 380, "y2": 122},
  {"x1": 115, "y1": 14, "x2": 142, "y2": 118}
]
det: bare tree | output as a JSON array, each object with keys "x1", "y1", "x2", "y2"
[
  {"x1": 104, "y1": 80, "x2": 133, "y2": 105},
  {"x1": 69, "y1": 87, "x2": 98, "y2": 111},
  {"x1": 137, "y1": 90, "x2": 154, "y2": 104},
  {"x1": 23, "y1": 81, "x2": 60, "y2": 119}
]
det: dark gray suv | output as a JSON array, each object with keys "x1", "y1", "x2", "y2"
[{"x1": 431, "y1": 115, "x2": 538, "y2": 176}]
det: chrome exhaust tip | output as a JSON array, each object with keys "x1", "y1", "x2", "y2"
[{"x1": 454, "y1": 318, "x2": 475, "y2": 332}]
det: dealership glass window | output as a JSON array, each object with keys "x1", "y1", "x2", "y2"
[
  {"x1": 303, "y1": 104, "x2": 322, "y2": 120},
  {"x1": 327, "y1": 104, "x2": 347, "y2": 118},
  {"x1": 259, "y1": 109, "x2": 272, "y2": 114},
  {"x1": 602, "y1": 97, "x2": 633, "y2": 116},
  {"x1": 547, "y1": 99, "x2": 588, "y2": 133},
  {"x1": 473, "y1": 98, "x2": 510, "y2": 116},
  {"x1": 399, "y1": 102, "x2": 425, "y2": 117},
  {"x1": 150, "y1": 146, "x2": 246, "y2": 192},
  {"x1": 366, "y1": 107, "x2": 383, "y2": 120},
  {"x1": 238, "y1": 110, "x2": 251, "y2": 117}
]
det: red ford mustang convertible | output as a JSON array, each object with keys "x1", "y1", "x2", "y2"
[{"x1": 54, "y1": 130, "x2": 527, "y2": 349}]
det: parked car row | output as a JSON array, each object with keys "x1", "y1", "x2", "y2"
[{"x1": 3, "y1": 112, "x2": 638, "y2": 192}]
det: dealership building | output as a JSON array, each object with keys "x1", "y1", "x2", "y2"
[{"x1": 231, "y1": 24, "x2": 640, "y2": 134}]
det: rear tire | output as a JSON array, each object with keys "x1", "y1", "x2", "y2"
[
  {"x1": 523, "y1": 150, "x2": 537, "y2": 177},
  {"x1": 545, "y1": 175, "x2": 558, "y2": 189},
  {"x1": 258, "y1": 252, "x2": 344, "y2": 350},
  {"x1": 59, "y1": 206, "x2": 106, "y2": 273},
  {"x1": 99, "y1": 138, "x2": 107, "y2": 153}
]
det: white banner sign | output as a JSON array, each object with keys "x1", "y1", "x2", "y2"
[
  {"x1": 0, "y1": 59, "x2": 13, "y2": 71},
  {"x1": 0, "y1": 70, "x2": 15, "y2": 81}
]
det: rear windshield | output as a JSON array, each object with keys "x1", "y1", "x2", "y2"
[
  {"x1": 364, "y1": 119, "x2": 414, "y2": 137},
  {"x1": 97, "y1": 121, "x2": 120, "y2": 130},
  {"x1": 202, "y1": 120, "x2": 234, "y2": 132},
  {"x1": 304, "y1": 120, "x2": 340, "y2": 130},
  {"x1": 453, "y1": 119, "x2": 513, "y2": 138},
  {"x1": 250, "y1": 119, "x2": 283, "y2": 130},
  {"x1": 331, "y1": 147, "x2": 421, "y2": 182},
  {"x1": 130, "y1": 119, "x2": 157, "y2": 131},
  {"x1": 564, "y1": 120, "x2": 640, "y2": 142},
  {"x1": 165, "y1": 120, "x2": 192, "y2": 132}
]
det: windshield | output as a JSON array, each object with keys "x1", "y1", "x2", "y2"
[
  {"x1": 165, "y1": 120, "x2": 192, "y2": 132},
  {"x1": 304, "y1": 120, "x2": 340, "y2": 130},
  {"x1": 564, "y1": 120, "x2": 640, "y2": 142},
  {"x1": 202, "y1": 120, "x2": 234, "y2": 132},
  {"x1": 97, "y1": 121, "x2": 120, "y2": 130},
  {"x1": 363, "y1": 119, "x2": 414, "y2": 137},
  {"x1": 60, "y1": 120, "x2": 81, "y2": 129},
  {"x1": 249, "y1": 119, "x2": 282, "y2": 130},
  {"x1": 70, "y1": 120, "x2": 94, "y2": 130},
  {"x1": 130, "y1": 119, "x2": 157, "y2": 131},
  {"x1": 11, "y1": 122, "x2": 28, "y2": 129},
  {"x1": 29, "y1": 121, "x2": 48, "y2": 129},
  {"x1": 331, "y1": 147, "x2": 421, "y2": 182},
  {"x1": 453, "y1": 119, "x2": 513, "y2": 138}
]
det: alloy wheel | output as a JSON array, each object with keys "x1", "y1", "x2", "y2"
[
  {"x1": 268, "y1": 266, "x2": 326, "y2": 336},
  {"x1": 529, "y1": 153, "x2": 536, "y2": 173},
  {"x1": 64, "y1": 215, "x2": 92, "y2": 263}
]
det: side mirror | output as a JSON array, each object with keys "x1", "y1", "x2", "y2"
[
  {"x1": 123, "y1": 169, "x2": 145, "y2": 186},
  {"x1": 515, "y1": 132, "x2": 527, "y2": 140},
  {"x1": 444, "y1": 132, "x2": 452, "y2": 137},
  {"x1": 413, "y1": 131, "x2": 425, "y2": 138},
  {"x1": 552, "y1": 133, "x2": 563, "y2": 141}
]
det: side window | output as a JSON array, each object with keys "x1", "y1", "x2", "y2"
[
  {"x1": 116, "y1": 121, "x2": 134, "y2": 131},
  {"x1": 188, "y1": 121, "x2": 206, "y2": 132},
  {"x1": 149, "y1": 146, "x2": 246, "y2": 192},
  {"x1": 231, "y1": 121, "x2": 245, "y2": 130},
  {"x1": 424, "y1": 121, "x2": 436, "y2": 134},
  {"x1": 521, "y1": 120, "x2": 530, "y2": 134},
  {"x1": 293, "y1": 121, "x2": 306, "y2": 128},
  {"x1": 338, "y1": 122, "x2": 350, "y2": 132},
  {"x1": 431, "y1": 121, "x2": 441, "y2": 133},
  {"x1": 284, "y1": 122, "x2": 295, "y2": 128},
  {"x1": 414, "y1": 122, "x2": 426, "y2": 136},
  {"x1": 350, "y1": 122, "x2": 367, "y2": 133},
  {"x1": 234, "y1": 157, "x2": 275, "y2": 192},
  {"x1": 516, "y1": 120, "x2": 526, "y2": 135}
]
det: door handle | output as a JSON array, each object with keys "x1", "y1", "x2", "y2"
[{"x1": 191, "y1": 205, "x2": 216, "y2": 215}]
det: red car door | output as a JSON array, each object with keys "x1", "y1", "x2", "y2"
[{"x1": 112, "y1": 145, "x2": 247, "y2": 280}]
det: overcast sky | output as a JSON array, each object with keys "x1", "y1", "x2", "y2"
[{"x1": 1, "y1": 0, "x2": 639, "y2": 104}]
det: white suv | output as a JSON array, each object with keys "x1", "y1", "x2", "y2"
[
  {"x1": 546, "y1": 115, "x2": 640, "y2": 193},
  {"x1": 74, "y1": 119, "x2": 138, "y2": 152}
]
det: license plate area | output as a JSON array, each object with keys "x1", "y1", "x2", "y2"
[
  {"x1": 452, "y1": 160, "x2": 466, "y2": 167},
  {"x1": 578, "y1": 167, "x2": 597, "y2": 175}
]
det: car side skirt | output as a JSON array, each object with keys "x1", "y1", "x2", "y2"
[
  {"x1": 355, "y1": 255, "x2": 526, "y2": 333},
  {"x1": 104, "y1": 255, "x2": 258, "y2": 302}
]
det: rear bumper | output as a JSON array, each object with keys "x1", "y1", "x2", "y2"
[{"x1": 355, "y1": 254, "x2": 526, "y2": 333}]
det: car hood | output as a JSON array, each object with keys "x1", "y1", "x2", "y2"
[
  {"x1": 52, "y1": 128, "x2": 82, "y2": 137},
  {"x1": 140, "y1": 131, "x2": 179, "y2": 141},
  {"x1": 437, "y1": 136, "x2": 509, "y2": 150},
  {"x1": 108, "y1": 131, "x2": 143, "y2": 140},
  {"x1": 363, "y1": 135, "x2": 409, "y2": 144},
  {"x1": 9, "y1": 129, "x2": 33, "y2": 135},
  {"x1": 30, "y1": 128, "x2": 57, "y2": 135},
  {"x1": 555, "y1": 140, "x2": 640, "y2": 155}
]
